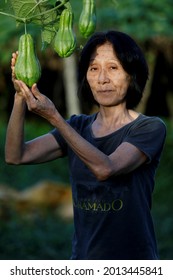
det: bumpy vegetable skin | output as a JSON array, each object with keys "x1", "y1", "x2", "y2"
[
  {"x1": 54, "y1": 8, "x2": 76, "y2": 58},
  {"x1": 14, "y1": 34, "x2": 41, "y2": 87},
  {"x1": 79, "y1": 0, "x2": 96, "y2": 38}
]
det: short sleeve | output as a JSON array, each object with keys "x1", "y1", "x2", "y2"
[
  {"x1": 50, "y1": 115, "x2": 77, "y2": 155},
  {"x1": 50, "y1": 128, "x2": 68, "y2": 155},
  {"x1": 50, "y1": 114, "x2": 91, "y2": 155},
  {"x1": 123, "y1": 117, "x2": 166, "y2": 162}
]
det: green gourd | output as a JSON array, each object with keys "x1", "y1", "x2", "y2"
[
  {"x1": 79, "y1": 0, "x2": 96, "y2": 38},
  {"x1": 54, "y1": 8, "x2": 76, "y2": 58},
  {"x1": 14, "y1": 34, "x2": 41, "y2": 87}
]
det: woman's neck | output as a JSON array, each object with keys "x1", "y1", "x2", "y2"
[{"x1": 92, "y1": 106, "x2": 139, "y2": 137}]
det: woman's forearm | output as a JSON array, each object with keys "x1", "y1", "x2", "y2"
[
  {"x1": 5, "y1": 94, "x2": 26, "y2": 164},
  {"x1": 49, "y1": 111, "x2": 112, "y2": 181}
]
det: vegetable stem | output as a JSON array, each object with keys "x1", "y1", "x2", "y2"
[{"x1": 0, "y1": 0, "x2": 69, "y2": 24}]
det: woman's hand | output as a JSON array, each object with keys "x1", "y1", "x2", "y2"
[
  {"x1": 15, "y1": 81, "x2": 58, "y2": 123},
  {"x1": 11, "y1": 52, "x2": 22, "y2": 94}
]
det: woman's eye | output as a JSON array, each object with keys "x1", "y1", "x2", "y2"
[
  {"x1": 110, "y1": 65, "x2": 117, "y2": 70},
  {"x1": 90, "y1": 67, "x2": 98, "y2": 71}
]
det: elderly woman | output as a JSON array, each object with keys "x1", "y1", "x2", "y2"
[{"x1": 5, "y1": 30, "x2": 166, "y2": 260}]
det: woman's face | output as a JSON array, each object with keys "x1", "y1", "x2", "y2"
[{"x1": 86, "y1": 42, "x2": 131, "y2": 107}]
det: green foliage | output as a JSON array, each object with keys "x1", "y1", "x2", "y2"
[
  {"x1": 0, "y1": 0, "x2": 70, "y2": 47},
  {"x1": 0, "y1": 213, "x2": 73, "y2": 260},
  {"x1": 0, "y1": 119, "x2": 70, "y2": 190},
  {"x1": 1, "y1": 0, "x2": 173, "y2": 64},
  {"x1": 91, "y1": 0, "x2": 173, "y2": 40},
  {"x1": 152, "y1": 119, "x2": 173, "y2": 259}
]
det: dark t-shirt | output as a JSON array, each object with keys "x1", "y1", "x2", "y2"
[{"x1": 51, "y1": 113, "x2": 166, "y2": 260}]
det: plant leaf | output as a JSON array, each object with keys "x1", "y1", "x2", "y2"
[
  {"x1": 5, "y1": 0, "x2": 69, "y2": 46},
  {"x1": 0, "y1": 0, "x2": 75, "y2": 50},
  {"x1": 7, "y1": 1, "x2": 68, "y2": 25},
  {"x1": 8, "y1": 1, "x2": 55, "y2": 23}
]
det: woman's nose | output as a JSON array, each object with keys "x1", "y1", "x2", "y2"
[{"x1": 98, "y1": 69, "x2": 110, "y2": 84}]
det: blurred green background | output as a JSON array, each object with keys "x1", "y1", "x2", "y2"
[{"x1": 0, "y1": 0, "x2": 173, "y2": 259}]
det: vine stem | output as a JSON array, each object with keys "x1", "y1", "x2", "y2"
[
  {"x1": 25, "y1": 0, "x2": 49, "y2": 18},
  {"x1": 25, "y1": 23, "x2": 27, "y2": 34},
  {"x1": 0, "y1": 0, "x2": 69, "y2": 23},
  {"x1": 0, "y1": 11, "x2": 25, "y2": 22},
  {"x1": 26, "y1": 0, "x2": 70, "y2": 21}
]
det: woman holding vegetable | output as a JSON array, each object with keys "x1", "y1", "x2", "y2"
[{"x1": 5, "y1": 30, "x2": 166, "y2": 260}]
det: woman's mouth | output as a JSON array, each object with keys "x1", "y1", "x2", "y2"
[{"x1": 97, "y1": 90, "x2": 113, "y2": 94}]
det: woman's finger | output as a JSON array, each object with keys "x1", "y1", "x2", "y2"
[{"x1": 31, "y1": 84, "x2": 42, "y2": 100}]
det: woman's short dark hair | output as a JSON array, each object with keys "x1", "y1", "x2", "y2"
[{"x1": 77, "y1": 30, "x2": 149, "y2": 109}]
